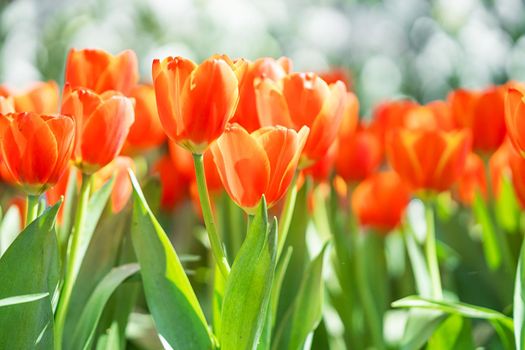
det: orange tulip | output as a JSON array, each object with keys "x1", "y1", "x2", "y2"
[
  {"x1": 335, "y1": 124, "x2": 383, "y2": 183},
  {"x1": 230, "y1": 57, "x2": 291, "y2": 132},
  {"x1": 351, "y1": 171, "x2": 410, "y2": 232},
  {"x1": 211, "y1": 123, "x2": 309, "y2": 212},
  {"x1": 456, "y1": 153, "x2": 486, "y2": 204},
  {"x1": 370, "y1": 99, "x2": 418, "y2": 146},
  {"x1": 153, "y1": 154, "x2": 192, "y2": 211},
  {"x1": 0, "y1": 112, "x2": 75, "y2": 194},
  {"x1": 255, "y1": 72, "x2": 346, "y2": 164},
  {"x1": 0, "y1": 81, "x2": 60, "y2": 114},
  {"x1": 61, "y1": 85, "x2": 135, "y2": 174},
  {"x1": 152, "y1": 55, "x2": 245, "y2": 153},
  {"x1": 403, "y1": 102, "x2": 455, "y2": 132},
  {"x1": 317, "y1": 67, "x2": 352, "y2": 88},
  {"x1": 125, "y1": 84, "x2": 166, "y2": 151},
  {"x1": 94, "y1": 156, "x2": 135, "y2": 213},
  {"x1": 65, "y1": 48, "x2": 139, "y2": 95},
  {"x1": 303, "y1": 142, "x2": 337, "y2": 183},
  {"x1": 505, "y1": 87, "x2": 525, "y2": 157},
  {"x1": 387, "y1": 129, "x2": 471, "y2": 192},
  {"x1": 0, "y1": 96, "x2": 14, "y2": 114},
  {"x1": 449, "y1": 87, "x2": 506, "y2": 152},
  {"x1": 509, "y1": 145, "x2": 525, "y2": 209}
]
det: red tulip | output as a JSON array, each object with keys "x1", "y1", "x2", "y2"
[
  {"x1": 65, "y1": 48, "x2": 139, "y2": 95},
  {"x1": 61, "y1": 85, "x2": 135, "y2": 174},
  {"x1": 211, "y1": 123, "x2": 309, "y2": 212},
  {"x1": 152, "y1": 55, "x2": 245, "y2": 153},
  {"x1": 255, "y1": 72, "x2": 346, "y2": 165},
  {"x1": 456, "y1": 153, "x2": 486, "y2": 204},
  {"x1": 230, "y1": 57, "x2": 291, "y2": 132},
  {"x1": 351, "y1": 171, "x2": 410, "y2": 232},
  {"x1": 387, "y1": 128, "x2": 471, "y2": 193},
  {"x1": 0, "y1": 112, "x2": 75, "y2": 194}
]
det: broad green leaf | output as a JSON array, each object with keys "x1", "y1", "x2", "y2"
[
  {"x1": 0, "y1": 293, "x2": 49, "y2": 308},
  {"x1": 0, "y1": 204, "x2": 22, "y2": 256},
  {"x1": 0, "y1": 202, "x2": 61, "y2": 350},
  {"x1": 400, "y1": 309, "x2": 446, "y2": 350},
  {"x1": 472, "y1": 190, "x2": 501, "y2": 270},
  {"x1": 220, "y1": 198, "x2": 277, "y2": 350},
  {"x1": 427, "y1": 315, "x2": 475, "y2": 350},
  {"x1": 273, "y1": 243, "x2": 330, "y2": 350},
  {"x1": 392, "y1": 296, "x2": 513, "y2": 331},
  {"x1": 514, "y1": 239, "x2": 525, "y2": 349},
  {"x1": 70, "y1": 263, "x2": 140, "y2": 350},
  {"x1": 213, "y1": 265, "x2": 226, "y2": 337},
  {"x1": 129, "y1": 170, "x2": 212, "y2": 349},
  {"x1": 402, "y1": 225, "x2": 432, "y2": 297}
]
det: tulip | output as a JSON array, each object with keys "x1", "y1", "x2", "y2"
[
  {"x1": 335, "y1": 124, "x2": 383, "y2": 183},
  {"x1": 153, "y1": 155, "x2": 191, "y2": 211},
  {"x1": 456, "y1": 153, "x2": 486, "y2": 205},
  {"x1": 317, "y1": 67, "x2": 352, "y2": 87},
  {"x1": 505, "y1": 87, "x2": 525, "y2": 157},
  {"x1": 210, "y1": 123, "x2": 309, "y2": 213},
  {"x1": 61, "y1": 85, "x2": 135, "y2": 174},
  {"x1": 65, "y1": 48, "x2": 139, "y2": 95},
  {"x1": 351, "y1": 171, "x2": 410, "y2": 232},
  {"x1": 152, "y1": 55, "x2": 245, "y2": 153},
  {"x1": 0, "y1": 81, "x2": 60, "y2": 114},
  {"x1": 125, "y1": 84, "x2": 166, "y2": 151},
  {"x1": 449, "y1": 87, "x2": 506, "y2": 152},
  {"x1": 370, "y1": 99, "x2": 418, "y2": 146},
  {"x1": 387, "y1": 128, "x2": 471, "y2": 193},
  {"x1": 255, "y1": 72, "x2": 346, "y2": 165},
  {"x1": 509, "y1": 146, "x2": 525, "y2": 209},
  {"x1": 0, "y1": 112, "x2": 75, "y2": 195},
  {"x1": 230, "y1": 57, "x2": 291, "y2": 132},
  {"x1": 403, "y1": 102, "x2": 454, "y2": 132},
  {"x1": 303, "y1": 142, "x2": 337, "y2": 183},
  {"x1": 0, "y1": 96, "x2": 14, "y2": 114}
]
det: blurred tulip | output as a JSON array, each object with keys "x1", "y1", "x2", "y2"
[
  {"x1": 152, "y1": 55, "x2": 245, "y2": 153},
  {"x1": 0, "y1": 96, "x2": 14, "y2": 114},
  {"x1": 317, "y1": 67, "x2": 352, "y2": 88},
  {"x1": 125, "y1": 84, "x2": 166, "y2": 151},
  {"x1": 61, "y1": 85, "x2": 135, "y2": 174},
  {"x1": 211, "y1": 123, "x2": 309, "y2": 213},
  {"x1": 456, "y1": 153, "x2": 486, "y2": 204},
  {"x1": 256, "y1": 72, "x2": 346, "y2": 164},
  {"x1": 371, "y1": 99, "x2": 418, "y2": 146},
  {"x1": 351, "y1": 171, "x2": 410, "y2": 232},
  {"x1": 403, "y1": 102, "x2": 454, "y2": 131},
  {"x1": 153, "y1": 154, "x2": 191, "y2": 211},
  {"x1": 0, "y1": 81, "x2": 59, "y2": 114},
  {"x1": 335, "y1": 124, "x2": 383, "y2": 183},
  {"x1": 509, "y1": 145, "x2": 525, "y2": 209},
  {"x1": 231, "y1": 57, "x2": 291, "y2": 132},
  {"x1": 449, "y1": 87, "x2": 506, "y2": 152},
  {"x1": 387, "y1": 129, "x2": 471, "y2": 193},
  {"x1": 65, "y1": 48, "x2": 139, "y2": 95},
  {"x1": 303, "y1": 141, "x2": 337, "y2": 182},
  {"x1": 0, "y1": 112, "x2": 75, "y2": 194},
  {"x1": 505, "y1": 87, "x2": 525, "y2": 157},
  {"x1": 94, "y1": 156, "x2": 135, "y2": 213}
]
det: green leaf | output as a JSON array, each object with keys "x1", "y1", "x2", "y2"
[
  {"x1": 402, "y1": 225, "x2": 432, "y2": 298},
  {"x1": 0, "y1": 293, "x2": 49, "y2": 308},
  {"x1": 0, "y1": 204, "x2": 22, "y2": 256},
  {"x1": 472, "y1": 190, "x2": 502, "y2": 270},
  {"x1": 128, "y1": 170, "x2": 212, "y2": 349},
  {"x1": 514, "y1": 239, "x2": 525, "y2": 349},
  {"x1": 427, "y1": 315, "x2": 475, "y2": 350},
  {"x1": 0, "y1": 202, "x2": 61, "y2": 350},
  {"x1": 273, "y1": 243, "x2": 330, "y2": 350},
  {"x1": 213, "y1": 264, "x2": 226, "y2": 337},
  {"x1": 495, "y1": 175, "x2": 520, "y2": 234},
  {"x1": 70, "y1": 263, "x2": 140, "y2": 350},
  {"x1": 220, "y1": 198, "x2": 277, "y2": 350},
  {"x1": 400, "y1": 309, "x2": 447, "y2": 350},
  {"x1": 392, "y1": 296, "x2": 513, "y2": 331}
]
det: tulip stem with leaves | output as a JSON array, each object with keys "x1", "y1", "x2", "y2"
[
  {"x1": 424, "y1": 197, "x2": 443, "y2": 300},
  {"x1": 25, "y1": 194, "x2": 39, "y2": 226},
  {"x1": 54, "y1": 173, "x2": 93, "y2": 349},
  {"x1": 193, "y1": 153, "x2": 231, "y2": 278}
]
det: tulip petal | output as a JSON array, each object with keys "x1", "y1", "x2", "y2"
[
  {"x1": 211, "y1": 124, "x2": 269, "y2": 211},
  {"x1": 255, "y1": 78, "x2": 294, "y2": 128}
]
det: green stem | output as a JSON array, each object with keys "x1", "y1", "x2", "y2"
[
  {"x1": 193, "y1": 153, "x2": 230, "y2": 279},
  {"x1": 424, "y1": 198, "x2": 443, "y2": 300},
  {"x1": 277, "y1": 172, "x2": 299, "y2": 259},
  {"x1": 26, "y1": 194, "x2": 39, "y2": 227},
  {"x1": 54, "y1": 173, "x2": 92, "y2": 350},
  {"x1": 353, "y1": 227, "x2": 385, "y2": 350}
]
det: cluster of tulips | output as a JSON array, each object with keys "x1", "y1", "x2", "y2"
[{"x1": 1, "y1": 47, "x2": 525, "y2": 350}]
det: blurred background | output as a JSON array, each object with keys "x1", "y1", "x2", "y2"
[{"x1": 1, "y1": 0, "x2": 525, "y2": 115}]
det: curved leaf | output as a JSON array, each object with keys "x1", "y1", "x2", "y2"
[
  {"x1": 129, "y1": 170, "x2": 212, "y2": 349},
  {"x1": 0, "y1": 293, "x2": 49, "y2": 308},
  {"x1": 514, "y1": 239, "x2": 525, "y2": 349},
  {"x1": 0, "y1": 202, "x2": 61, "y2": 350},
  {"x1": 70, "y1": 263, "x2": 140, "y2": 350},
  {"x1": 220, "y1": 198, "x2": 277, "y2": 350}
]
